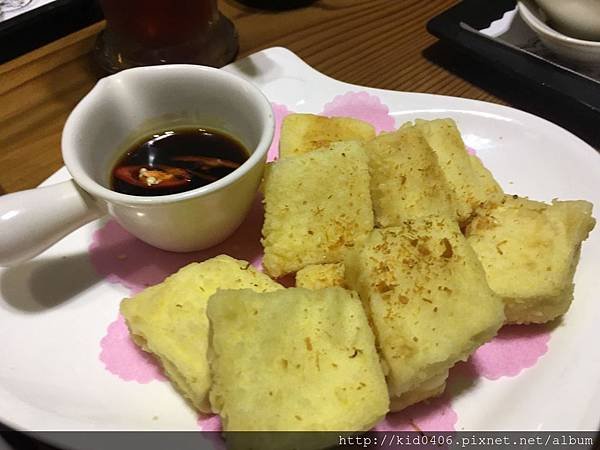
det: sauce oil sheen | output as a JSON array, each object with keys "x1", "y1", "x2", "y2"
[{"x1": 111, "y1": 127, "x2": 248, "y2": 196}]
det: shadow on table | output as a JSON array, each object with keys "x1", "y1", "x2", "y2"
[
  {"x1": 0, "y1": 253, "x2": 100, "y2": 313},
  {"x1": 423, "y1": 41, "x2": 600, "y2": 149}
]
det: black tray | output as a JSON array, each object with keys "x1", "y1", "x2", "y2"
[
  {"x1": 0, "y1": 0, "x2": 102, "y2": 64},
  {"x1": 427, "y1": 0, "x2": 600, "y2": 116}
]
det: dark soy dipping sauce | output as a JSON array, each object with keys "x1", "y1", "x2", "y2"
[{"x1": 111, "y1": 127, "x2": 249, "y2": 196}]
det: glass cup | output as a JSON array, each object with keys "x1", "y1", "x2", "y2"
[{"x1": 94, "y1": 0, "x2": 238, "y2": 73}]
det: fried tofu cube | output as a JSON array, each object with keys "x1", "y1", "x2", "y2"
[
  {"x1": 207, "y1": 287, "x2": 389, "y2": 435},
  {"x1": 262, "y1": 144, "x2": 374, "y2": 278},
  {"x1": 279, "y1": 113, "x2": 376, "y2": 158},
  {"x1": 414, "y1": 119, "x2": 504, "y2": 222},
  {"x1": 119, "y1": 255, "x2": 282, "y2": 413},
  {"x1": 345, "y1": 218, "x2": 505, "y2": 399},
  {"x1": 389, "y1": 371, "x2": 448, "y2": 412},
  {"x1": 295, "y1": 263, "x2": 345, "y2": 289},
  {"x1": 469, "y1": 154, "x2": 504, "y2": 205},
  {"x1": 364, "y1": 125, "x2": 459, "y2": 227},
  {"x1": 466, "y1": 196, "x2": 595, "y2": 324}
]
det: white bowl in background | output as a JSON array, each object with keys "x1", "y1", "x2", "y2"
[
  {"x1": 518, "y1": 0, "x2": 600, "y2": 66},
  {"x1": 535, "y1": 0, "x2": 600, "y2": 41}
]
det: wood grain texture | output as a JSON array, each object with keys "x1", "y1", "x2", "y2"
[{"x1": 0, "y1": 0, "x2": 536, "y2": 193}]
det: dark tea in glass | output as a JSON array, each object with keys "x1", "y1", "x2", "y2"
[{"x1": 95, "y1": 0, "x2": 238, "y2": 73}]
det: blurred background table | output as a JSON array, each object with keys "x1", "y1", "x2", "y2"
[{"x1": 0, "y1": 0, "x2": 597, "y2": 197}]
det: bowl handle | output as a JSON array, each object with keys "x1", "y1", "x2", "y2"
[{"x1": 0, "y1": 180, "x2": 101, "y2": 267}]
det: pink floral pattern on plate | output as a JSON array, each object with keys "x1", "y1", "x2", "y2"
[
  {"x1": 99, "y1": 314, "x2": 166, "y2": 383},
  {"x1": 198, "y1": 414, "x2": 222, "y2": 432},
  {"x1": 321, "y1": 91, "x2": 396, "y2": 133},
  {"x1": 268, "y1": 103, "x2": 292, "y2": 162},
  {"x1": 92, "y1": 92, "x2": 552, "y2": 429},
  {"x1": 89, "y1": 196, "x2": 265, "y2": 296},
  {"x1": 197, "y1": 416, "x2": 226, "y2": 449},
  {"x1": 453, "y1": 324, "x2": 551, "y2": 381}
]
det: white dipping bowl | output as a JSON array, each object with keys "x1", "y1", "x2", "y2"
[
  {"x1": 0, "y1": 64, "x2": 274, "y2": 266},
  {"x1": 518, "y1": 0, "x2": 600, "y2": 66},
  {"x1": 535, "y1": 0, "x2": 600, "y2": 41}
]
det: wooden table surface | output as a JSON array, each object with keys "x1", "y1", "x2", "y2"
[{"x1": 0, "y1": 0, "x2": 596, "y2": 195}]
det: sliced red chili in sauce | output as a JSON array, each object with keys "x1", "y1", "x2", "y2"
[
  {"x1": 110, "y1": 127, "x2": 249, "y2": 196},
  {"x1": 113, "y1": 165, "x2": 192, "y2": 189}
]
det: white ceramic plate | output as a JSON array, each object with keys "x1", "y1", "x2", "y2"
[{"x1": 1, "y1": 47, "x2": 599, "y2": 434}]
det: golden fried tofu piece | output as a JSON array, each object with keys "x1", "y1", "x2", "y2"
[
  {"x1": 390, "y1": 371, "x2": 448, "y2": 412},
  {"x1": 295, "y1": 263, "x2": 345, "y2": 289},
  {"x1": 414, "y1": 119, "x2": 504, "y2": 222},
  {"x1": 345, "y1": 218, "x2": 505, "y2": 399},
  {"x1": 469, "y1": 154, "x2": 504, "y2": 206},
  {"x1": 207, "y1": 287, "x2": 389, "y2": 434},
  {"x1": 262, "y1": 144, "x2": 374, "y2": 278},
  {"x1": 466, "y1": 196, "x2": 595, "y2": 324},
  {"x1": 279, "y1": 113, "x2": 376, "y2": 158},
  {"x1": 120, "y1": 255, "x2": 282, "y2": 413},
  {"x1": 364, "y1": 125, "x2": 459, "y2": 227}
]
